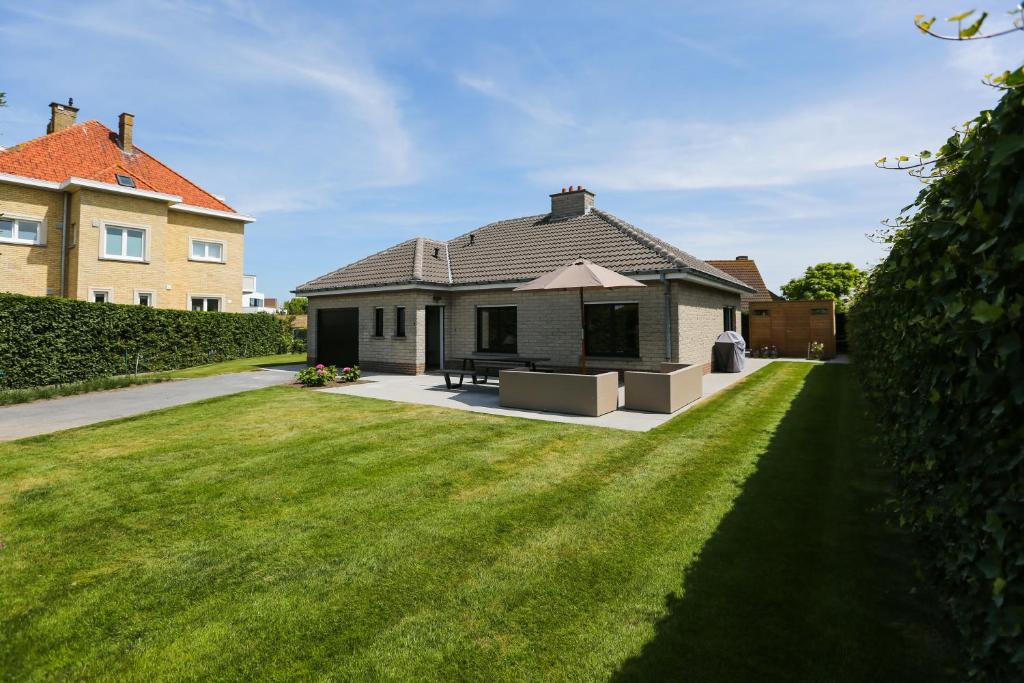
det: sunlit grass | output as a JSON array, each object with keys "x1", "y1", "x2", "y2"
[{"x1": 0, "y1": 363, "x2": 955, "y2": 680}]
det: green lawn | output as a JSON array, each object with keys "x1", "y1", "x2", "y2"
[{"x1": 0, "y1": 363, "x2": 956, "y2": 681}]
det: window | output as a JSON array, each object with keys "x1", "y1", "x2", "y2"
[
  {"x1": 395, "y1": 306, "x2": 406, "y2": 337},
  {"x1": 191, "y1": 297, "x2": 221, "y2": 312},
  {"x1": 190, "y1": 239, "x2": 224, "y2": 262},
  {"x1": 723, "y1": 306, "x2": 736, "y2": 332},
  {"x1": 115, "y1": 174, "x2": 136, "y2": 188},
  {"x1": 103, "y1": 224, "x2": 146, "y2": 261},
  {"x1": 0, "y1": 217, "x2": 44, "y2": 245},
  {"x1": 752, "y1": 309, "x2": 771, "y2": 317},
  {"x1": 584, "y1": 303, "x2": 639, "y2": 358},
  {"x1": 135, "y1": 292, "x2": 153, "y2": 306},
  {"x1": 811, "y1": 307, "x2": 829, "y2": 315},
  {"x1": 91, "y1": 289, "x2": 111, "y2": 303},
  {"x1": 476, "y1": 306, "x2": 517, "y2": 353},
  {"x1": 374, "y1": 307, "x2": 385, "y2": 337},
  {"x1": 249, "y1": 298, "x2": 264, "y2": 308}
]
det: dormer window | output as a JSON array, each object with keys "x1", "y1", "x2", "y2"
[{"x1": 115, "y1": 174, "x2": 136, "y2": 188}]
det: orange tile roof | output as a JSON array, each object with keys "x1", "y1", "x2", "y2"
[
  {"x1": 0, "y1": 120, "x2": 234, "y2": 212},
  {"x1": 705, "y1": 257, "x2": 780, "y2": 308}
]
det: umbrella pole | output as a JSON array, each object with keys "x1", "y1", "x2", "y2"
[{"x1": 579, "y1": 288, "x2": 587, "y2": 375}]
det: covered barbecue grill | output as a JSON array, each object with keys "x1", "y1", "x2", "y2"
[{"x1": 713, "y1": 330, "x2": 746, "y2": 372}]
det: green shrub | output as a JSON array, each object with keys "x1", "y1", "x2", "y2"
[
  {"x1": 297, "y1": 363, "x2": 337, "y2": 386},
  {"x1": 0, "y1": 294, "x2": 291, "y2": 389},
  {"x1": 849, "y1": 87, "x2": 1023, "y2": 677}
]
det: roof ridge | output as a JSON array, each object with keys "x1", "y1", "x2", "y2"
[
  {"x1": 412, "y1": 237, "x2": 425, "y2": 281},
  {"x1": 591, "y1": 209, "x2": 686, "y2": 269},
  {"x1": 295, "y1": 237, "x2": 419, "y2": 291},
  {"x1": 444, "y1": 241, "x2": 453, "y2": 284}
]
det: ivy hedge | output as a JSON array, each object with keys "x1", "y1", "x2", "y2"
[
  {"x1": 0, "y1": 294, "x2": 292, "y2": 389},
  {"x1": 850, "y1": 86, "x2": 1023, "y2": 677}
]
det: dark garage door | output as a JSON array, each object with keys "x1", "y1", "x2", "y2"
[{"x1": 317, "y1": 308, "x2": 359, "y2": 367}]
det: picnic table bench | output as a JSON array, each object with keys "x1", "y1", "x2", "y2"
[{"x1": 439, "y1": 355, "x2": 550, "y2": 389}]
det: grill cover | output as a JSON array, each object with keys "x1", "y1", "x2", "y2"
[{"x1": 713, "y1": 331, "x2": 746, "y2": 372}]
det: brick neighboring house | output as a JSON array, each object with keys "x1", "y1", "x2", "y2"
[
  {"x1": 0, "y1": 100, "x2": 253, "y2": 311},
  {"x1": 295, "y1": 188, "x2": 754, "y2": 374},
  {"x1": 704, "y1": 256, "x2": 781, "y2": 312}
]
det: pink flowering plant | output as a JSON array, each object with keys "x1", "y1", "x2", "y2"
[
  {"x1": 338, "y1": 365, "x2": 361, "y2": 383},
  {"x1": 297, "y1": 363, "x2": 338, "y2": 387}
]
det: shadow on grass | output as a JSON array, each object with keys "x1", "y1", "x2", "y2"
[{"x1": 612, "y1": 365, "x2": 958, "y2": 682}]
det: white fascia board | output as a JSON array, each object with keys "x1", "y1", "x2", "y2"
[
  {"x1": 62, "y1": 177, "x2": 182, "y2": 203},
  {"x1": 298, "y1": 270, "x2": 753, "y2": 298},
  {"x1": 169, "y1": 203, "x2": 254, "y2": 223},
  {"x1": 633, "y1": 271, "x2": 752, "y2": 295},
  {"x1": 0, "y1": 173, "x2": 62, "y2": 191}
]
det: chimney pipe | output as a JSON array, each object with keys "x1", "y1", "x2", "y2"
[
  {"x1": 47, "y1": 99, "x2": 79, "y2": 134},
  {"x1": 118, "y1": 113, "x2": 135, "y2": 154}
]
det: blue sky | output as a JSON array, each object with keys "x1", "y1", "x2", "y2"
[{"x1": 1, "y1": 1, "x2": 1020, "y2": 301}]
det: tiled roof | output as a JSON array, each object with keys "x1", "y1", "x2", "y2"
[
  {"x1": 705, "y1": 258, "x2": 780, "y2": 308},
  {"x1": 0, "y1": 120, "x2": 234, "y2": 212},
  {"x1": 296, "y1": 208, "x2": 753, "y2": 294}
]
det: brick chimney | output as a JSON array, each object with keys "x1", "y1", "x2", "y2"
[
  {"x1": 47, "y1": 99, "x2": 78, "y2": 134},
  {"x1": 550, "y1": 186, "x2": 595, "y2": 219},
  {"x1": 118, "y1": 112, "x2": 135, "y2": 154},
  {"x1": 735, "y1": 255, "x2": 749, "y2": 261}
]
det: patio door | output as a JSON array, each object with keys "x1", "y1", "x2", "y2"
[
  {"x1": 425, "y1": 305, "x2": 444, "y2": 370},
  {"x1": 317, "y1": 308, "x2": 359, "y2": 367}
]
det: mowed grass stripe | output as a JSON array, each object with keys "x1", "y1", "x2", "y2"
[{"x1": 0, "y1": 363, "x2": 955, "y2": 681}]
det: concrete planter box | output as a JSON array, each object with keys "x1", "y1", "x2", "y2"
[
  {"x1": 623, "y1": 363, "x2": 703, "y2": 414},
  {"x1": 498, "y1": 369, "x2": 619, "y2": 417}
]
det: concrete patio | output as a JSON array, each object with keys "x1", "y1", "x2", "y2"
[{"x1": 318, "y1": 358, "x2": 776, "y2": 431}]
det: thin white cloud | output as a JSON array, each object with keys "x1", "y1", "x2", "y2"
[{"x1": 457, "y1": 74, "x2": 575, "y2": 127}]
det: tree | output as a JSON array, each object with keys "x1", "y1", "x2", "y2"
[
  {"x1": 0, "y1": 92, "x2": 6, "y2": 108},
  {"x1": 282, "y1": 297, "x2": 308, "y2": 315},
  {"x1": 780, "y1": 262, "x2": 866, "y2": 311}
]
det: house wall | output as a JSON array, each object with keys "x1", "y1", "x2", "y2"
[
  {"x1": 306, "y1": 279, "x2": 742, "y2": 375},
  {"x1": 1, "y1": 183, "x2": 246, "y2": 310},
  {"x1": 676, "y1": 283, "x2": 741, "y2": 371},
  {"x1": 307, "y1": 291, "x2": 436, "y2": 373},
  {"x1": 0, "y1": 184, "x2": 64, "y2": 296}
]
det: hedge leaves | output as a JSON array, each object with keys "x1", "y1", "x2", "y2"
[
  {"x1": 0, "y1": 294, "x2": 291, "y2": 388},
  {"x1": 850, "y1": 86, "x2": 1023, "y2": 678}
]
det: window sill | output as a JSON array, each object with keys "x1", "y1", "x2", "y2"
[
  {"x1": 188, "y1": 257, "x2": 226, "y2": 264},
  {"x1": 100, "y1": 256, "x2": 149, "y2": 264},
  {"x1": 0, "y1": 237, "x2": 45, "y2": 247}
]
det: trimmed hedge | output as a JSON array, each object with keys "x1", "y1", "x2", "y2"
[
  {"x1": 849, "y1": 87, "x2": 1023, "y2": 677},
  {"x1": 0, "y1": 294, "x2": 292, "y2": 389}
]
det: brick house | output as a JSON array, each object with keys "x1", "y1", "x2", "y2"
[
  {"x1": 295, "y1": 188, "x2": 753, "y2": 374},
  {"x1": 0, "y1": 100, "x2": 253, "y2": 311}
]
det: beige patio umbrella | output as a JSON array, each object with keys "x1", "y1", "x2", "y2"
[{"x1": 514, "y1": 258, "x2": 645, "y2": 374}]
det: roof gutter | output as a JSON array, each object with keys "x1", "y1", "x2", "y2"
[{"x1": 294, "y1": 267, "x2": 753, "y2": 297}]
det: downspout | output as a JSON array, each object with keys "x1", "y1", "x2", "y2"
[
  {"x1": 59, "y1": 191, "x2": 69, "y2": 297},
  {"x1": 661, "y1": 272, "x2": 671, "y2": 361}
]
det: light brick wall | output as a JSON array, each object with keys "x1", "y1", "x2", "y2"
[
  {"x1": 307, "y1": 291, "x2": 436, "y2": 373},
  {"x1": 305, "y1": 280, "x2": 742, "y2": 375},
  {"x1": 166, "y1": 209, "x2": 245, "y2": 312},
  {"x1": 70, "y1": 189, "x2": 170, "y2": 305},
  {"x1": 676, "y1": 282, "x2": 741, "y2": 370},
  {"x1": 2, "y1": 184, "x2": 246, "y2": 310},
  {"x1": 0, "y1": 184, "x2": 64, "y2": 296}
]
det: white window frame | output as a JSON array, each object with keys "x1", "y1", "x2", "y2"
[
  {"x1": 0, "y1": 213, "x2": 47, "y2": 246},
  {"x1": 99, "y1": 221, "x2": 149, "y2": 263},
  {"x1": 134, "y1": 290, "x2": 155, "y2": 307},
  {"x1": 89, "y1": 287, "x2": 113, "y2": 304},
  {"x1": 188, "y1": 237, "x2": 227, "y2": 263},
  {"x1": 188, "y1": 294, "x2": 224, "y2": 312}
]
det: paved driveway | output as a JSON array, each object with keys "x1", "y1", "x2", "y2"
[{"x1": 0, "y1": 369, "x2": 296, "y2": 442}]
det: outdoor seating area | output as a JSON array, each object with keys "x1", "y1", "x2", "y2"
[{"x1": 319, "y1": 358, "x2": 774, "y2": 431}]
